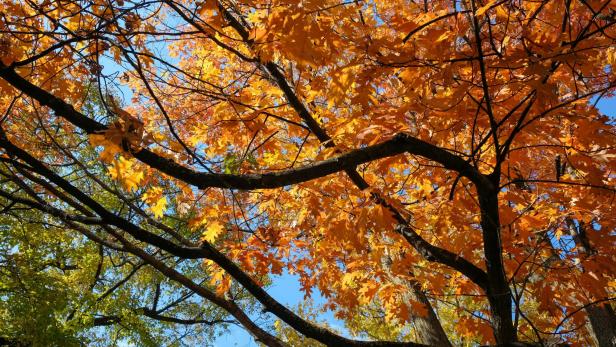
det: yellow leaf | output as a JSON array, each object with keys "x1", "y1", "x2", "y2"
[
  {"x1": 89, "y1": 133, "x2": 122, "y2": 162},
  {"x1": 417, "y1": 179, "x2": 433, "y2": 195},
  {"x1": 150, "y1": 197, "x2": 167, "y2": 219},
  {"x1": 341, "y1": 272, "x2": 359, "y2": 289},
  {"x1": 203, "y1": 221, "x2": 225, "y2": 243},
  {"x1": 358, "y1": 281, "x2": 379, "y2": 303},
  {"x1": 142, "y1": 187, "x2": 167, "y2": 219},
  {"x1": 495, "y1": 4, "x2": 509, "y2": 19},
  {"x1": 108, "y1": 156, "x2": 144, "y2": 191}
]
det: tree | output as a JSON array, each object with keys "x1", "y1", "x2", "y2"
[
  {"x1": 0, "y1": 206, "x2": 239, "y2": 346},
  {"x1": 0, "y1": 111, "x2": 245, "y2": 346},
  {"x1": 0, "y1": 0, "x2": 614, "y2": 345}
]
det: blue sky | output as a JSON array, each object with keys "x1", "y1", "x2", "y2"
[
  {"x1": 213, "y1": 271, "x2": 346, "y2": 346},
  {"x1": 596, "y1": 95, "x2": 616, "y2": 116}
]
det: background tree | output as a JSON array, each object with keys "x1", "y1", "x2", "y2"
[
  {"x1": 0, "y1": 109, "x2": 246, "y2": 346},
  {"x1": 0, "y1": 0, "x2": 615, "y2": 345}
]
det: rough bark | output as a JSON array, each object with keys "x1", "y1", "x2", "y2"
[
  {"x1": 587, "y1": 304, "x2": 616, "y2": 347},
  {"x1": 567, "y1": 220, "x2": 616, "y2": 347},
  {"x1": 408, "y1": 281, "x2": 452, "y2": 346},
  {"x1": 477, "y1": 180, "x2": 517, "y2": 345},
  {"x1": 382, "y1": 249, "x2": 452, "y2": 346}
]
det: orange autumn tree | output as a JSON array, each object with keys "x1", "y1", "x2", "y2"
[{"x1": 0, "y1": 0, "x2": 615, "y2": 345}]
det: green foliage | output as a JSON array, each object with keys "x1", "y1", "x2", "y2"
[{"x1": 0, "y1": 214, "x2": 89, "y2": 346}]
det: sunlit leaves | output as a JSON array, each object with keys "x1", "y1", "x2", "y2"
[
  {"x1": 202, "y1": 221, "x2": 225, "y2": 243},
  {"x1": 108, "y1": 156, "x2": 144, "y2": 191},
  {"x1": 142, "y1": 187, "x2": 167, "y2": 219},
  {"x1": 0, "y1": 0, "x2": 615, "y2": 344}
]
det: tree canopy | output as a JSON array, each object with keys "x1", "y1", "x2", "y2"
[{"x1": 0, "y1": 0, "x2": 615, "y2": 345}]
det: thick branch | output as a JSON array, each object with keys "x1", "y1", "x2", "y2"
[
  {"x1": 0, "y1": 63, "x2": 485, "y2": 189},
  {"x1": 0, "y1": 132, "x2": 422, "y2": 347}
]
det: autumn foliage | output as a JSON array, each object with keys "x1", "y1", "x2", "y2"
[{"x1": 0, "y1": 0, "x2": 615, "y2": 345}]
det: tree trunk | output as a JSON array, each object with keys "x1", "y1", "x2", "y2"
[
  {"x1": 477, "y1": 183, "x2": 517, "y2": 345},
  {"x1": 382, "y1": 248, "x2": 452, "y2": 346},
  {"x1": 587, "y1": 304, "x2": 616, "y2": 347},
  {"x1": 408, "y1": 281, "x2": 453, "y2": 346},
  {"x1": 565, "y1": 219, "x2": 616, "y2": 347}
]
